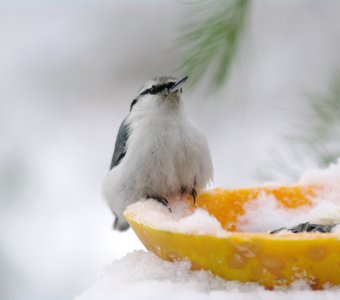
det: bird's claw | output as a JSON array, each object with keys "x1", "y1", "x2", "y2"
[
  {"x1": 149, "y1": 195, "x2": 172, "y2": 212},
  {"x1": 191, "y1": 188, "x2": 197, "y2": 205}
]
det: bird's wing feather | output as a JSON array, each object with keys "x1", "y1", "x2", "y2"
[{"x1": 110, "y1": 118, "x2": 130, "y2": 170}]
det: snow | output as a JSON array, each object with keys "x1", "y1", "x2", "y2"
[
  {"x1": 238, "y1": 160, "x2": 340, "y2": 232},
  {"x1": 76, "y1": 251, "x2": 340, "y2": 300},
  {"x1": 125, "y1": 198, "x2": 229, "y2": 237},
  {"x1": 237, "y1": 192, "x2": 308, "y2": 232},
  {"x1": 299, "y1": 158, "x2": 340, "y2": 188}
]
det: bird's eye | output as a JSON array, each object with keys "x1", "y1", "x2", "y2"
[
  {"x1": 140, "y1": 86, "x2": 156, "y2": 96},
  {"x1": 149, "y1": 86, "x2": 157, "y2": 94}
]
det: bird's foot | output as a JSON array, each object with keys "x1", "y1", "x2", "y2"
[
  {"x1": 181, "y1": 186, "x2": 197, "y2": 205},
  {"x1": 113, "y1": 215, "x2": 130, "y2": 231},
  {"x1": 191, "y1": 188, "x2": 197, "y2": 205},
  {"x1": 147, "y1": 195, "x2": 172, "y2": 212}
]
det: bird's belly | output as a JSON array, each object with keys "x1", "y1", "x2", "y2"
[{"x1": 134, "y1": 141, "x2": 195, "y2": 197}]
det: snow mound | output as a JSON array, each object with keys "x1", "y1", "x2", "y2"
[
  {"x1": 239, "y1": 159, "x2": 340, "y2": 232},
  {"x1": 237, "y1": 192, "x2": 340, "y2": 232},
  {"x1": 299, "y1": 158, "x2": 340, "y2": 188},
  {"x1": 76, "y1": 251, "x2": 340, "y2": 300}
]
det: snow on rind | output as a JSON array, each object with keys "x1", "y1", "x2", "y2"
[{"x1": 125, "y1": 198, "x2": 230, "y2": 237}]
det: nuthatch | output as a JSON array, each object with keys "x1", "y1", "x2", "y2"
[{"x1": 103, "y1": 76, "x2": 213, "y2": 231}]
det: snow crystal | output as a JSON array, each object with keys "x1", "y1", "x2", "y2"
[{"x1": 76, "y1": 251, "x2": 340, "y2": 300}]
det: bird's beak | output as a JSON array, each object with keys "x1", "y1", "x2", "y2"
[{"x1": 169, "y1": 76, "x2": 188, "y2": 93}]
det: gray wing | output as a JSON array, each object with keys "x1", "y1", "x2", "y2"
[{"x1": 110, "y1": 118, "x2": 130, "y2": 170}]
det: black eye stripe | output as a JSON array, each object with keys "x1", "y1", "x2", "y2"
[
  {"x1": 140, "y1": 82, "x2": 175, "y2": 96},
  {"x1": 132, "y1": 82, "x2": 177, "y2": 111}
]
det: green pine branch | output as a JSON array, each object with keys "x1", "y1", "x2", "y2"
[{"x1": 177, "y1": 0, "x2": 249, "y2": 90}]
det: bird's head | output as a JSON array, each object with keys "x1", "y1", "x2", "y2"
[{"x1": 129, "y1": 76, "x2": 188, "y2": 113}]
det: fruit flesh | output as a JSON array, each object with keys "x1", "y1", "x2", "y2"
[{"x1": 195, "y1": 186, "x2": 315, "y2": 231}]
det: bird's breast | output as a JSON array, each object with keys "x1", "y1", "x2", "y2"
[{"x1": 127, "y1": 117, "x2": 197, "y2": 195}]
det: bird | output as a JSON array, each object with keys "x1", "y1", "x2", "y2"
[{"x1": 103, "y1": 76, "x2": 213, "y2": 231}]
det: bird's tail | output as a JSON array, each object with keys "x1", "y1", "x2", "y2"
[{"x1": 113, "y1": 215, "x2": 130, "y2": 231}]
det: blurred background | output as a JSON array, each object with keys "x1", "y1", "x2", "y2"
[{"x1": 0, "y1": 0, "x2": 339, "y2": 299}]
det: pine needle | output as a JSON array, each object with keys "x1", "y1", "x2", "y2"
[{"x1": 177, "y1": 0, "x2": 249, "y2": 91}]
